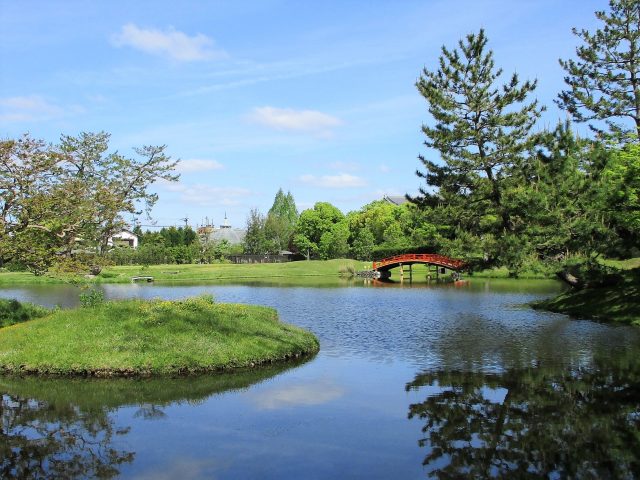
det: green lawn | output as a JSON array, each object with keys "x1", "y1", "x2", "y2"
[
  {"x1": 0, "y1": 295, "x2": 319, "y2": 376},
  {"x1": 0, "y1": 259, "x2": 360, "y2": 285}
]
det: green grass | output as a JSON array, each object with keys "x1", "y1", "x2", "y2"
[
  {"x1": 0, "y1": 298, "x2": 50, "y2": 328},
  {"x1": 0, "y1": 295, "x2": 319, "y2": 376},
  {"x1": 601, "y1": 257, "x2": 640, "y2": 270},
  {"x1": 471, "y1": 266, "x2": 553, "y2": 279},
  {"x1": 0, "y1": 259, "x2": 355, "y2": 286},
  {"x1": 533, "y1": 269, "x2": 640, "y2": 326},
  {"x1": 0, "y1": 271, "x2": 67, "y2": 285}
]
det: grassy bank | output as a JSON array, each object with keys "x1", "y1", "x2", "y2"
[
  {"x1": 533, "y1": 269, "x2": 640, "y2": 326},
  {"x1": 0, "y1": 295, "x2": 319, "y2": 376},
  {"x1": 470, "y1": 266, "x2": 553, "y2": 279},
  {"x1": 0, "y1": 259, "x2": 358, "y2": 286}
]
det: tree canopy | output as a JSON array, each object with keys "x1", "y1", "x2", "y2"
[
  {"x1": 411, "y1": 29, "x2": 544, "y2": 268},
  {"x1": 0, "y1": 132, "x2": 177, "y2": 274},
  {"x1": 558, "y1": 0, "x2": 640, "y2": 139}
]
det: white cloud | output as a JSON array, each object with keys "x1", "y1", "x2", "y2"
[
  {"x1": 378, "y1": 164, "x2": 391, "y2": 173},
  {"x1": 175, "y1": 159, "x2": 224, "y2": 173},
  {"x1": 328, "y1": 161, "x2": 359, "y2": 172},
  {"x1": 299, "y1": 173, "x2": 367, "y2": 188},
  {"x1": 159, "y1": 180, "x2": 250, "y2": 206},
  {"x1": 248, "y1": 106, "x2": 342, "y2": 136},
  {"x1": 0, "y1": 95, "x2": 82, "y2": 123},
  {"x1": 111, "y1": 23, "x2": 226, "y2": 62},
  {"x1": 251, "y1": 380, "x2": 344, "y2": 410}
]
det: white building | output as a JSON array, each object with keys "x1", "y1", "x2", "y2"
[{"x1": 108, "y1": 229, "x2": 139, "y2": 248}]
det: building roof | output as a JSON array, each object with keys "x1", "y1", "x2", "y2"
[
  {"x1": 209, "y1": 228, "x2": 246, "y2": 245},
  {"x1": 383, "y1": 195, "x2": 409, "y2": 206},
  {"x1": 112, "y1": 229, "x2": 138, "y2": 239}
]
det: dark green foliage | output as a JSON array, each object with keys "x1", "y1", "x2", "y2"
[
  {"x1": 266, "y1": 188, "x2": 299, "y2": 252},
  {"x1": 558, "y1": 0, "x2": 640, "y2": 138},
  {"x1": 243, "y1": 189, "x2": 300, "y2": 255},
  {"x1": 521, "y1": 122, "x2": 617, "y2": 258},
  {"x1": 0, "y1": 298, "x2": 50, "y2": 328},
  {"x1": 409, "y1": 19, "x2": 640, "y2": 276},
  {"x1": 407, "y1": 353, "x2": 640, "y2": 476},
  {"x1": 108, "y1": 225, "x2": 207, "y2": 265}
]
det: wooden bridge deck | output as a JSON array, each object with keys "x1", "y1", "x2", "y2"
[{"x1": 373, "y1": 253, "x2": 465, "y2": 272}]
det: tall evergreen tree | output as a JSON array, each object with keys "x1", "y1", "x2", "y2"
[
  {"x1": 558, "y1": 0, "x2": 640, "y2": 139},
  {"x1": 266, "y1": 188, "x2": 299, "y2": 251},
  {"x1": 268, "y1": 188, "x2": 298, "y2": 226},
  {"x1": 412, "y1": 29, "x2": 543, "y2": 245}
]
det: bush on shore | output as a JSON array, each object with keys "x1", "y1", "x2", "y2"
[{"x1": 0, "y1": 298, "x2": 50, "y2": 328}]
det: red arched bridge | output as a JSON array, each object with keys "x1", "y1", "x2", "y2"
[{"x1": 372, "y1": 254, "x2": 466, "y2": 272}]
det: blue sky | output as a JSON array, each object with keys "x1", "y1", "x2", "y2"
[{"x1": 1, "y1": 0, "x2": 603, "y2": 229}]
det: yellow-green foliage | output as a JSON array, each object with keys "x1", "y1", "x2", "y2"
[{"x1": 0, "y1": 295, "x2": 319, "y2": 376}]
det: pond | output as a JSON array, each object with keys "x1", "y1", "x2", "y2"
[{"x1": 1, "y1": 279, "x2": 639, "y2": 478}]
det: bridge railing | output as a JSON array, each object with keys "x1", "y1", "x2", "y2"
[{"x1": 372, "y1": 253, "x2": 465, "y2": 271}]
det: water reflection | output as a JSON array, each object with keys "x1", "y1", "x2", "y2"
[
  {"x1": 0, "y1": 360, "x2": 309, "y2": 478},
  {"x1": 406, "y1": 350, "x2": 640, "y2": 478},
  {"x1": 249, "y1": 378, "x2": 344, "y2": 410}
]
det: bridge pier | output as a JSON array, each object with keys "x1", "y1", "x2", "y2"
[{"x1": 371, "y1": 253, "x2": 466, "y2": 283}]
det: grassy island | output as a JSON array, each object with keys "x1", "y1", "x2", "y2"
[{"x1": 0, "y1": 295, "x2": 319, "y2": 376}]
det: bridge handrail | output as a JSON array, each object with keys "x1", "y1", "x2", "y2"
[{"x1": 372, "y1": 253, "x2": 465, "y2": 271}]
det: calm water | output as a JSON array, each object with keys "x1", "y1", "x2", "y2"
[{"x1": 1, "y1": 279, "x2": 639, "y2": 478}]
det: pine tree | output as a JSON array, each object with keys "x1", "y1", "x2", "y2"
[
  {"x1": 558, "y1": 0, "x2": 640, "y2": 139},
  {"x1": 412, "y1": 29, "x2": 543, "y2": 238}
]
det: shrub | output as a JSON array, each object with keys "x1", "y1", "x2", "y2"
[
  {"x1": 79, "y1": 288, "x2": 105, "y2": 308},
  {"x1": 0, "y1": 299, "x2": 50, "y2": 328}
]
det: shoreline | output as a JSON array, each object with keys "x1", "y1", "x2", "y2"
[{"x1": 0, "y1": 296, "x2": 320, "y2": 377}]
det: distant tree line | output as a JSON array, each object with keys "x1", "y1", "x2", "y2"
[
  {"x1": 243, "y1": 190, "x2": 438, "y2": 261},
  {"x1": 108, "y1": 225, "x2": 241, "y2": 265}
]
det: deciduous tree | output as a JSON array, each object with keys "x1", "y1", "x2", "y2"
[{"x1": 0, "y1": 132, "x2": 178, "y2": 274}]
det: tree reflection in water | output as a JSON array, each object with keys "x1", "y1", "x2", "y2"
[
  {"x1": 406, "y1": 353, "x2": 640, "y2": 478},
  {"x1": 0, "y1": 392, "x2": 134, "y2": 478},
  {"x1": 0, "y1": 358, "x2": 310, "y2": 478}
]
